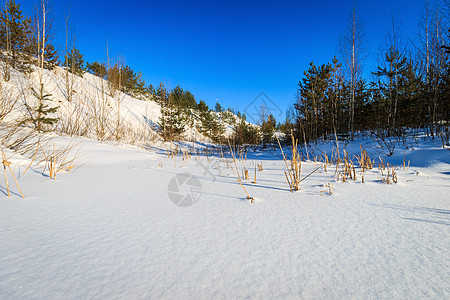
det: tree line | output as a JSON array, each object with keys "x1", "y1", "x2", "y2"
[{"x1": 285, "y1": 1, "x2": 450, "y2": 147}]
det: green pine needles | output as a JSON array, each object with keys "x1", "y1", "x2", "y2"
[{"x1": 25, "y1": 83, "x2": 58, "y2": 132}]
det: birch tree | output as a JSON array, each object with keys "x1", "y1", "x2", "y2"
[{"x1": 339, "y1": 4, "x2": 367, "y2": 138}]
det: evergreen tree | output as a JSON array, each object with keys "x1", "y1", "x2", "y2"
[
  {"x1": 234, "y1": 119, "x2": 245, "y2": 144},
  {"x1": 440, "y1": 32, "x2": 450, "y2": 145},
  {"x1": 170, "y1": 85, "x2": 197, "y2": 109},
  {"x1": 295, "y1": 61, "x2": 334, "y2": 141},
  {"x1": 220, "y1": 109, "x2": 235, "y2": 126},
  {"x1": 65, "y1": 47, "x2": 85, "y2": 77},
  {"x1": 145, "y1": 83, "x2": 156, "y2": 100},
  {"x1": 352, "y1": 79, "x2": 369, "y2": 131},
  {"x1": 293, "y1": 58, "x2": 367, "y2": 142},
  {"x1": 234, "y1": 119, "x2": 259, "y2": 145},
  {"x1": 158, "y1": 83, "x2": 186, "y2": 141},
  {"x1": 372, "y1": 47, "x2": 408, "y2": 133},
  {"x1": 170, "y1": 85, "x2": 183, "y2": 106},
  {"x1": 22, "y1": 33, "x2": 58, "y2": 70},
  {"x1": 121, "y1": 65, "x2": 137, "y2": 94},
  {"x1": 204, "y1": 112, "x2": 225, "y2": 143},
  {"x1": 261, "y1": 114, "x2": 276, "y2": 147},
  {"x1": 244, "y1": 123, "x2": 259, "y2": 144},
  {"x1": 19, "y1": 10, "x2": 58, "y2": 71},
  {"x1": 394, "y1": 60, "x2": 422, "y2": 128},
  {"x1": 86, "y1": 61, "x2": 107, "y2": 78},
  {"x1": 197, "y1": 100, "x2": 208, "y2": 112},
  {"x1": 183, "y1": 91, "x2": 196, "y2": 109},
  {"x1": 215, "y1": 102, "x2": 223, "y2": 112},
  {"x1": 134, "y1": 71, "x2": 147, "y2": 99},
  {"x1": 25, "y1": 84, "x2": 58, "y2": 132},
  {"x1": 198, "y1": 109, "x2": 213, "y2": 136},
  {"x1": 0, "y1": 0, "x2": 31, "y2": 74},
  {"x1": 42, "y1": 43, "x2": 58, "y2": 69},
  {"x1": 195, "y1": 100, "x2": 225, "y2": 142}
]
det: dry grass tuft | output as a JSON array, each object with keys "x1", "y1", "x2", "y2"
[
  {"x1": 228, "y1": 139, "x2": 253, "y2": 203},
  {"x1": 337, "y1": 150, "x2": 356, "y2": 182},
  {"x1": 380, "y1": 163, "x2": 398, "y2": 184},
  {"x1": 276, "y1": 130, "x2": 302, "y2": 191},
  {"x1": 33, "y1": 141, "x2": 80, "y2": 180},
  {"x1": 257, "y1": 161, "x2": 263, "y2": 171},
  {"x1": 320, "y1": 183, "x2": 333, "y2": 196},
  {"x1": 1, "y1": 146, "x2": 24, "y2": 198}
]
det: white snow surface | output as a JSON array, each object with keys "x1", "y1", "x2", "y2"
[{"x1": 0, "y1": 134, "x2": 449, "y2": 299}]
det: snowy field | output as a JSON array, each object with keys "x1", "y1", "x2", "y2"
[{"x1": 0, "y1": 135, "x2": 449, "y2": 299}]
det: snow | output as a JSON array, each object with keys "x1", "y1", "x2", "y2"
[
  {"x1": 0, "y1": 134, "x2": 449, "y2": 299},
  {"x1": 0, "y1": 61, "x2": 448, "y2": 298}
]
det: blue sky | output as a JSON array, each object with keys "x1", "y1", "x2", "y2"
[{"x1": 23, "y1": 0, "x2": 424, "y2": 120}]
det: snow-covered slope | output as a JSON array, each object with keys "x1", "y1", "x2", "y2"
[{"x1": 1, "y1": 66, "x2": 247, "y2": 148}]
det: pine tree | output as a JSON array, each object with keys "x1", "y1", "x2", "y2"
[
  {"x1": 215, "y1": 102, "x2": 223, "y2": 112},
  {"x1": 197, "y1": 99, "x2": 208, "y2": 112},
  {"x1": 261, "y1": 114, "x2": 276, "y2": 147},
  {"x1": 295, "y1": 61, "x2": 334, "y2": 141},
  {"x1": 145, "y1": 83, "x2": 156, "y2": 100},
  {"x1": 25, "y1": 84, "x2": 58, "y2": 132},
  {"x1": 196, "y1": 100, "x2": 223, "y2": 141},
  {"x1": 244, "y1": 123, "x2": 259, "y2": 144},
  {"x1": 0, "y1": 0, "x2": 31, "y2": 74},
  {"x1": 170, "y1": 85, "x2": 197, "y2": 109},
  {"x1": 352, "y1": 79, "x2": 368, "y2": 131},
  {"x1": 441, "y1": 31, "x2": 450, "y2": 145},
  {"x1": 234, "y1": 119, "x2": 258, "y2": 145},
  {"x1": 28, "y1": 40, "x2": 58, "y2": 69},
  {"x1": 372, "y1": 47, "x2": 407, "y2": 133},
  {"x1": 135, "y1": 71, "x2": 147, "y2": 99},
  {"x1": 223, "y1": 108, "x2": 238, "y2": 126},
  {"x1": 388, "y1": 60, "x2": 421, "y2": 129},
  {"x1": 157, "y1": 83, "x2": 186, "y2": 141},
  {"x1": 86, "y1": 61, "x2": 107, "y2": 78},
  {"x1": 234, "y1": 119, "x2": 245, "y2": 144},
  {"x1": 65, "y1": 47, "x2": 85, "y2": 77},
  {"x1": 198, "y1": 109, "x2": 213, "y2": 136},
  {"x1": 20, "y1": 34, "x2": 57, "y2": 70},
  {"x1": 42, "y1": 43, "x2": 58, "y2": 69},
  {"x1": 121, "y1": 65, "x2": 137, "y2": 95},
  {"x1": 212, "y1": 114, "x2": 225, "y2": 143}
]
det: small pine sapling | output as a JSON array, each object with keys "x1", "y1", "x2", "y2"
[{"x1": 25, "y1": 84, "x2": 58, "y2": 132}]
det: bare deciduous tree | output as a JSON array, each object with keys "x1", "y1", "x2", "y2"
[
  {"x1": 383, "y1": 16, "x2": 407, "y2": 131},
  {"x1": 64, "y1": 6, "x2": 76, "y2": 102},
  {"x1": 2, "y1": 1, "x2": 11, "y2": 81},
  {"x1": 339, "y1": 4, "x2": 367, "y2": 138},
  {"x1": 417, "y1": 0, "x2": 448, "y2": 137}
]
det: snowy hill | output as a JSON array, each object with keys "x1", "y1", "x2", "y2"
[{"x1": 1, "y1": 65, "x2": 251, "y2": 149}]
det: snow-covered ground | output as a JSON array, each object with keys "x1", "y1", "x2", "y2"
[{"x1": 0, "y1": 134, "x2": 449, "y2": 299}]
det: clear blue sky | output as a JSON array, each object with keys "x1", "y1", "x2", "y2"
[{"x1": 23, "y1": 0, "x2": 424, "y2": 120}]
